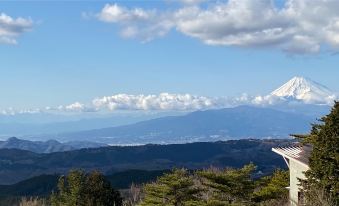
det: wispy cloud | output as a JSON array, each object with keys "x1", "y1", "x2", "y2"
[
  {"x1": 93, "y1": 0, "x2": 339, "y2": 54},
  {"x1": 1, "y1": 108, "x2": 41, "y2": 116},
  {"x1": 0, "y1": 12, "x2": 33, "y2": 45}
]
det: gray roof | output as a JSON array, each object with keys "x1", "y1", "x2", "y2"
[{"x1": 272, "y1": 144, "x2": 312, "y2": 167}]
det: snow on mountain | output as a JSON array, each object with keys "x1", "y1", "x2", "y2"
[{"x1": 270, "y1": 76, "x2": 336, "y2": 104}]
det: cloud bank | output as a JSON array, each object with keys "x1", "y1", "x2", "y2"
[
  {"x1": 1, "y1": 91, "x2": 337, "y2": 115},
  {"x1": 95, "y1": 0, "x2": 339, "y2": 54},
  {"x1": 0, "y1": 13, "x2": 33, "y2": 44},
  {"x1": 92, "y1": 93, "x2": 227, "y2": 111}
]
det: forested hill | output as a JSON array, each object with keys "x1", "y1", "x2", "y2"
[{"x1": 0, "y1": 139, "x2": 290, "y2": 185}]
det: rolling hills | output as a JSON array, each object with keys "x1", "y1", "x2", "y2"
[{"x1": 0, "y1": 139, "x2": 290, "y2": 185}]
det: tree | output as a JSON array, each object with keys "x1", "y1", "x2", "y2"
[
  {"x1": 138, "y1": 164, "x2": 291, "y2": 205},
  {"x1": 82, "y1": 171, "x2": 122, "y2": 206},
  {"x1": 252, "y1": 169, "x2": 289, "y2": 203},
  {"x1": 197, "y1": 163, "x2": 256, "y2": 205},
  {"x1": 51, "y1": 170, "x2": 85, "y2": 206},
  {"x1": 140, "y1": 169, "x2": 203, "y2": 206},
  {"x1": 123, "y1": 183, "x2": 142, "y2": 206},
  {"x1": 50, "y1": 170, "x2": 122, "y2": 206},
  {"x1": 295, "y1": 101, "x2": 339, "y2": 204}
]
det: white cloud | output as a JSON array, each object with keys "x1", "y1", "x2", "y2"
[
  {"x1": 0, "y1": 12, "x2": 33, "y2": 45},
  {"x1": 98, "y1": 4, "x2": 173, "y2": 42},
  {"x1": 98, "y1": 4, "x2": 154, "y2": 23},
  {"x1": 59, "y1": 102, "x2": 87, "y2": 112},
  {"x1": 95, "y1": 0, "x2": 339, "y2": 54},
  {"x1": 251, "y1": 95, "x2": 286, "y2": 105},
  {"x1": 0, "y1": 94, "x2": 228, "y2": 116},
  {"x1": 1, "y1": 108, "x2": 16, "y2": 116},
  {"x1": 170, "y1": 0, "x2": 206, "y2": 5},
  {"x1": 52, "y1": 102, "x2": 97, "y2": 113},
  {"x1": 0, "y1": 108, "x2": 41, "y2": 116},
  {"x1": 174, "y1": 0, "x2": 292, "y2": 47},
  {"x1": 92, "y1": 93, "x2": 228, "y2": 111}
]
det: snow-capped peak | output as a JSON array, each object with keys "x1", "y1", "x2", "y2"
[{"x1": 271, "y1": 76, "x2": 336, "y2": 104}]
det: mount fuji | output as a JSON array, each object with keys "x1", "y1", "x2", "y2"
[{"x1": 269, "y1": 76, "x2": 336, "y2": 105}]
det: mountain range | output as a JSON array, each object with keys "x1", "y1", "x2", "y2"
[
  {"x1": 51, "y1": 105, "x2": 314, "y2": 144},
  {"x1": 0, "y1": 137, "x2": 106, "y2": 153}
]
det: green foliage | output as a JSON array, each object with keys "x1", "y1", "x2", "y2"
[
  {"x1": 139, "y1": 169, "x2": 203, "y2": 206},
  {"x1": 50, "y1": 170, "x2": 122, "y2": 206},
  {"x1": 252, "y1": 169, "x2": 289, "y2": 202},
  {"x1": 83, "y1": 171, "x2": 122, "y2": 206},
  {"x1": 198, "y1": 163, "x2": 256, "y2": 205},
  {"x1": 138, "y1": 164, "x2": 282, "y2": 206},
  {"x1": 106, "y1": 169, "x2": 168, "y2": 189},
  {"x1": 295, "y1": 101, "x2": 339, "y2": 204}
]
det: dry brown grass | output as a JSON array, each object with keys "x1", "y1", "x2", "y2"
[{"x1": 19, "y1": 197, "x2": 47, "y2": 206}]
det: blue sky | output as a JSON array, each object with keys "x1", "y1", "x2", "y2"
[{"x1": 0, "y1": 0, "x2": 338, "y2": 112}]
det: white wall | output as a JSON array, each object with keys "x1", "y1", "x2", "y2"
[{"x1": 289, "y1": 160, "x2": 309, "y2": 206}]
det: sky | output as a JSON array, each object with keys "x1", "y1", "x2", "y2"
[{"x1": 0, "y1": 0, "x2": 339, "y2": 114}]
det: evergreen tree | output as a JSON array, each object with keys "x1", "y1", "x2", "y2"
[
  {"x1": 51, "y1": 170, "x2": 85, "y2": 206},
  {"x1": 252, "y1": 169, "x2": 289, "y2": 202},
  {"x1": 140, "y1": 169, "x2": 203, "y2": 206},
  {"x1": 197, "y1": 163, "x2": 256, "y2": 205},
  {"x1": 295, "y1": 101, "x2": 339, "y2": 204},
  {"x1": 50, "y1": 170, "x2": 122, "y2": 206},
  {"x1": 137, "y1": 164, "x2": 291, "y2": 205},
  {"x1": 82, "y1": 171, "x2": 122, "y2": 206}
]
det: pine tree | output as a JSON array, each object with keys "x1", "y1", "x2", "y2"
[
  {"x1": 252, "y1": 169, "x2": 289, "y2": 202},
  {"x1": 51, "y1": 170, "x2": 86, "y2": 206},
  {"x1": 197, "y1": 163, "x2": 256, "y2": 205},
  {"x1": 50, "y1": 170, "x2": 122, "y2": 206},
  {"x1": 296, "y1": 101, "x2": 339, "y2": 204},
  {"x1": 82, "y1": 171, "x2": 122, "y2": 206},
  {"x1": 140, "y1": 169, "x2": 203, "y2": 206}
]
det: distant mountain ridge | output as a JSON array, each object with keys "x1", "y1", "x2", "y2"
[
  {"x1": 51, "y1": 106, "x2": 314, "y2": 145},
  {"x1": 0, "y1": 137, "x2": 107, "y2": 153}
]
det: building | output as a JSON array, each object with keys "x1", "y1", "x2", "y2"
[{"x1": 272, "y1": 145, "x2": 312, "y2": 206}]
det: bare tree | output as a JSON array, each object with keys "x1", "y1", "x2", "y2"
[{"x1": 123, "y1": 183, "x2": 142, "y2": 206}]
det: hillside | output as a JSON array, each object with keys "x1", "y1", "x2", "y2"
[
  {"x1": 0, "y1": 139, "x2": 290, "y2": 185},
  {"x1": 0, "y1": 170, "x2": 167, "y2": 197}
]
